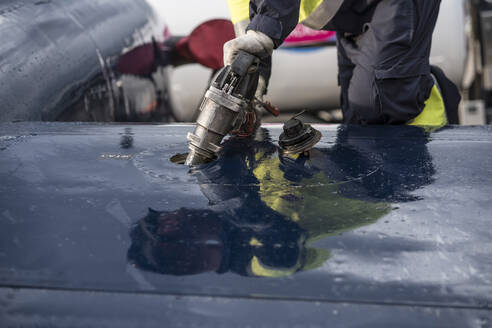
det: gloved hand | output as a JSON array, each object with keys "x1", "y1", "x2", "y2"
[
  {"x1": 224, "y1": 29, "x2": 276, "y2": 132},
  {"x1": 255, "y1": 75, "x2": 267, "y2": 102},
  {"x1": 223, "y1": 30, "x2": 274, "y2": 66}
]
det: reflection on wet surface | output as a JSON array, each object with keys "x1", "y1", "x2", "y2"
[
  {"x1": 129, "y1": 127, "x2": 434, "y2": 277},
  {"x1": 1, "y1": 123, "x2": 492, "y2": 310},
  {"x1": 120, "y1": 128, "x2": 134, "y2": 149}
]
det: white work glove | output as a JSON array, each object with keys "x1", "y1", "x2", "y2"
[
  {"x1": 223, "y1": 30, "x2": 274, "y2": 66},
  {"x1": 255, "y1": 75, "x2": 267, "y2": 102}
]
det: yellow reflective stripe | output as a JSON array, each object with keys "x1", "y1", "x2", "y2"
[
  {"x1": 249, "y1": 237, "x2": 263, "y2": 247},
  {"x1": 299, "y1": 0, "x2": 324, "y2": 22},
  {"x1": 249, "y1": 237, "x2": 329, "y2": 277},
  {"x1": 227, "y1": 0, "x2": 250, "y2": 24},
  {"x1": 409, "y1": 85, "x2": 447, "y2": 127},
  {"x1": 250, "y1": 255, "x2": 299, "y2": 277},
  {"x1": 250, "y1": 248, "x2": 330, "y2": 277},
  {"x1": 227, "y1": 0, "x2": 324, "y2": 25}
]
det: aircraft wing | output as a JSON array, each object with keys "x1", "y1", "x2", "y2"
[{"x1": 1, "y1": 123, "x2": 491, "y2": 326}]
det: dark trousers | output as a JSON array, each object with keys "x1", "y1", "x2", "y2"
[{"x1": 327, "y1": 0, "x2": 442, "y2": 124}]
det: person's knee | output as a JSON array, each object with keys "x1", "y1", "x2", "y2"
[
  {"x1": 375, "y1": 74, "x2": 434, "y2": 124},
  {"x1": 345, "y1": 71, "x2": 434, "y2": 125}
]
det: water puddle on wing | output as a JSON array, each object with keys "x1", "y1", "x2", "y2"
[{"x1": 133, "y1": 146, "x2": 193, "y2": 183}]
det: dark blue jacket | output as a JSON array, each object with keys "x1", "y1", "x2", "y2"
[{"x1": 247, "y1": 0, "x2": 301, "y2": 48}]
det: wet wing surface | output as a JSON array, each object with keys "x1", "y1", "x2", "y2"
[{"x1": 1, "y1": 123, "x2": 492, "y2": 325}]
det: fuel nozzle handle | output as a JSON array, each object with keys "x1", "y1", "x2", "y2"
[
  {"x1": 213, "y1": 50, "x2": 260, "y2": 98},
  {"x1": 232, "y1": 50, "x2": 260, "y2": 77},
  {"x1": 184, "y1": 51, "x2": 260, "y2": 166}
]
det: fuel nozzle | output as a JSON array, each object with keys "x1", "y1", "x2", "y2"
[
  {"x1": 185, "y1": 51, "x2": 260, "y2": 166},
  {"x1": 279, "y1": 114, "x2": 322, "y2": 155}
]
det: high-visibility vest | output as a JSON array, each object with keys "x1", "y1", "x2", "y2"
[
  {"x1": 227, "y1": 0, "x2": 344, "y2": 29},
  {"x1": 409, "y1": 84, "x2": 447, "y2": 127}
]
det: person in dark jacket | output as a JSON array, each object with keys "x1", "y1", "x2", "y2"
[{"x1": 225, "y1": 0, "x2": 459, "y2": 125}]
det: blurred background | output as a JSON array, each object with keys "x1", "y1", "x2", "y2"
[{"x1": 0, "y1": 0, "x2": 491, "y2": 124}]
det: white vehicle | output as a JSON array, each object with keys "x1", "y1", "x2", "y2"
[{"x1": 152, "y1": 1, "x2": 482, "y2": 123}]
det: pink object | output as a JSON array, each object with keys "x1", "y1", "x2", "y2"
[{"x1": 284, "y1": 24, "x2": 336, "y2": 47}]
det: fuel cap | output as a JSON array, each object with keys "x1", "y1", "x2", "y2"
[{"x1": 279, "y1": 117, "x2": 322, "y2": 154}]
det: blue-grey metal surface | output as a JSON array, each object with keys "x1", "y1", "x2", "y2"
[
  {"x1": 1, "y1": 287, "x2": 491, "y2": 328},
  {"x1": 0, "y1": 0, "x2": 173, "y2": 122},
  {"x1": 0, "y1": 123, "x2": 492, "y2": 325}
]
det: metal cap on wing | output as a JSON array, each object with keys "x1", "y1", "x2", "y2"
[{"x1": 279, "y1": 116, "x2": 322, "y2": 155}]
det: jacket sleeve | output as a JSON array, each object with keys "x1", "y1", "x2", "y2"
[{"x1": 247, "y1": 0, "x2": 301, "y2": 48}]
